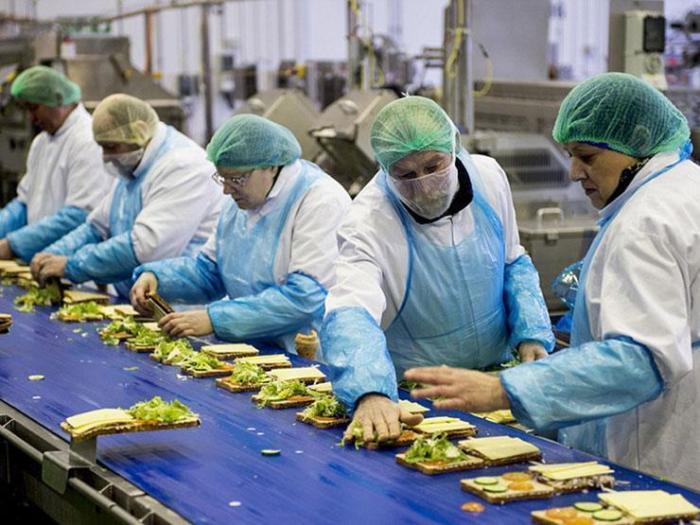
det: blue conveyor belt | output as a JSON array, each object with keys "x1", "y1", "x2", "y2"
[{"x1": 0, "y1": 285, "x2": 698, "y2": 524}]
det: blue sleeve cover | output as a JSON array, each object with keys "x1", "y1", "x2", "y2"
[
  {"x1": 134, "y1": 253, "x2": 226, "y2": 304},
  {"x1": 207, "y1": 272, "x2": 326, "y2": 342},
  {"x1": 7, "y1": 206, "x2": 87, "y2": 262},
  {"x1": 319, "y1": 306, "x2": 398, "y2": 410},
  {"x1": 504, "y1": 254, "x2": 556, "y2": 352},
  {"x1": 500, "y1": 336, "x2": 663, "y2": 433},
  {"x1": 552, "y1": 260, "x2": 583, "y2": 310},
  {"x1": 64, "y1": 231, "x2": 140, "y2": 285},
  {"x1": 0, "y1": 198, "x2": 27, "y2": 238},
  {"x1": 45, "y1": 222, "x2": 102, "y2": 257}
]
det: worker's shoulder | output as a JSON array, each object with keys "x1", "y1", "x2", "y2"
[
  {"x1": 302, "y1": 162, "x2": 351, "y2": 202},
  {"x1": 341, "y1": 175, "x2": 398, "y2": 229}
]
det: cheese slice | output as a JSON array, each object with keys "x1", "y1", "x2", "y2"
[
  {"x1": 529, "y1": 461, "x2": 613, "y2": 480},
  {"x1": 0, "y1": 260, "x2": 21, "y2": 270},
  {"x1": 65, "y1": 408, "x2": 134, "y2": 433},
  {"x1": 141, "y1": 322, "x2": 161, "y2": 332},
  {"x1": 267, "y1": 367, "x2": 325, "y2": 382},
  {"x1": 63, "y1": 290, "x2": 110, "y2": 304},
  {"x1": 600, "y1": 490, "x2": 700, "y2": 519},
  {"x1": 308, "y1": 382, "x2": 333, "y2": 393},
  {"x1": 201, "y1": 343, "x2": 259, "y2": 356},
  {"x1": 472, "y1": 409, "x2": 516, "y2": 424},
  {"x1": 100, "y1": 304, "x2": 138, "y2": 318},
  {"x1": 236, "y1": 354, "x2": 291, "y2": 366},
  {"x1": 414, "y1": 417, "x2": 475, "y2": 433},
  {"x1": 398, "y1": 399, "x2": 430, "y2": 414},
  {"x1": 458, "y1": 436, "x2": 539, "y2": 460}
]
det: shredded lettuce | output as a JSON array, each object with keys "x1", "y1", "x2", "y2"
[
  {"x1": 302, "y1": 395, "x2": 347, "y2": 418},
  {"x1": 14, "y1": 283, "x2": 62, "y2": 313},
  {"x1": 127, "y1": 396, "x2": 195, "y2": 422},
  {"x1": 99, "y1": 316, "x2": 149, "y2": 345},
  {"x1": 227, "y1": 361, "x2": 269, "y2": 385},
  {"x1": 403, "y1": 433, "x2": 467, "y2": 464},
  {"x1": 257, "y1": 380, "x2": 309, "y2": 406},
  {"x1": 152, "y1": 339, "x2": 195, "y2": 364},
  {"x1": 57, "y1": 301, "x2": 103, "y2": 320},
  {"x1": 180, "y1": 352, "x2": 225, "y2": 372},
  {"x1": 127, "y1": 326, "x2": 166, "y2": 347}
]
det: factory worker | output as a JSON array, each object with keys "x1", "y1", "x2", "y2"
[
  {"x1": 129, "y1": 115, "x2": 350, "y2": 351},
  {"x1": 319, "y1": 96, "x2": 554, "y2": 444},
  {"x1": 31, "y1": 94, "x2": 223, "y2": 298},
  {"x1": 0, "y1": 66, "x2": 110, "y2": 262},
  {"x1": 406, "y1": 73, "x2": 700, "y2": 491}
]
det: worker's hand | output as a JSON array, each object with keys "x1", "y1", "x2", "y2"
[
  {"x1": 130, "y1": 272, "x2": 158, "y2": 315},
  {"x1": 159, "y1": 310, "x2": 213, "y2": 338},
  {"x1": 343, "y1": 394, "x2": 423, "y2": 445},
  {"x1": 0, "y1": 239, "x2": 13, "y2": 260},
  {"x1": 405, "y1": 366, "x2": 510, "y2": 413},
  {"x1": 30, "y1": 252, "x2": 53, "y2": 281},
  {"x1": 517, "y1": 342, "x2": 548, "y2": 363},
  {"x1": 36, "y1": 255, "x2": 67, "y2": 284}
]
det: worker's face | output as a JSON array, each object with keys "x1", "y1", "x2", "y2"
[
  {"x1": 387, "y1": 150, "x2": 457, "y2": 219},
  {"x1": 215, "y1": 166, "x2": 277, "y2": 210},
  {"x1": 564, "y1": 142, "x2": 638, "y2": 209},
  {"x1": 20, "y1": 102, "x2": 69, "y2": 134},
  {"x1": 99, "y1": 142, "x2": 144, "y2": 178}
]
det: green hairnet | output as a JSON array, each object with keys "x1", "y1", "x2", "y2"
[
  {"x1": 370, "y1": 96, "x2": 457, "y2": 172},
  {"x1": 10, "y1": 65, "x2": 81, "y2": 107},
  {"x1": 207, "y1": 114, "x2": 301, "y2": 170},
  {"x1": 553, "y1": 72, "x2": 690, "y2": 158},
  {"x1": 92, "y1": 94, "x2": 159, "y2": 147}
]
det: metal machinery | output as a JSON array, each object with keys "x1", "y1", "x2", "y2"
[
  {"x1": 234, "y1": 88, "x2": 321, "y2": 161},
  {"x1": 309, "y1": 89, "x2": 396, "y2": 195},
  {"x1": 0, "y1": 30, "x2": 184, "y2": 205}
]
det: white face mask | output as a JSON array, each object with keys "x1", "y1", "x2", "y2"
[
  {"x1": 387, "y1": 160, "x2": 459, "y2": 219},
  {"x1": 103, "y1": 148, "x2": 144, "y2": 178}
]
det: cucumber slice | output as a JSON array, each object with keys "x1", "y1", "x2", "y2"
[
  {"x1": 483, "y1": 484, "x2": 508, "y2": 493},
  {"x1": 574, "y1": 502, "x2": 603, "y2": 512},
  {"x1": 474, "y1": 476, "x2": 499, "y2": 486},
  {"x1": 593, "y1": 509, "x2": 624, "y2": 521},
  {"x1": 261, "y1": 449, "x2": 281, "y2": 456}
]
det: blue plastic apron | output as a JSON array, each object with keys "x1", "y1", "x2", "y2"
[
  {"x1": 379, "y1": 151, "x2": 511, "y2": 378},
  {"x1": 215, "y1": 161, "x2": 325, "y2": 349},
  {"x1": 561, "y1": 143, "x2": 693, "y2": 456}
]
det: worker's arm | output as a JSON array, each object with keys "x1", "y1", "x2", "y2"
[
  {"x1": 501, "y1": 337, "x2": 662, "y2": 432},
  {"x1": 7, "y1": 206, "x2": 88, "y2": 261},
  {"x1": 0, "y1": 198, "x2": 27, "y2": 239},
  {"x1": 134, "y1": 248, "x2": 226, "y2": 304},
  {"x1": 44, "y1": 222, "x2": 103, "y2": 257},
  {"x1": 61, "y1": 231, "x2": 139, "y2": 284},
  {"x1": 503, "y1": 253, "x2": 556, "y2": 352}
]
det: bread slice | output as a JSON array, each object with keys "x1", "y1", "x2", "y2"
[
  {"x1": 532, "y1": 506, "x2": 634, "y2": 525},
  {"x1": 201, "y1": 343, "x2": 259, "y2": 359},
  {"x1": 457, "y1": 436, "x2": 542, "y2": 466},
  {"x1": 461, "y1": 473, "x2": 555, "y2": 504},
  {"x1": 348, "y1": 429, "x2": 420, "y2": 450},
  {"x1": 182, "y1": 363, "x2": 236, "y2": 378},
  {"x1": 413, "y1": 417, "x2": 478, "y2": 439},
  {"x1": 396, "y1": 452, "x2": 485, "y2": 475},
  {"x1": 295, "y1": 411, "x2": 350, "y2": 429},
  {"x1": 125, "y1": 341, "x2": 159, "y2": 353},
  {"x1": 63, "y1": 290, "x2": 110, "y2": 305},
  {"x1": 599, "y1": 490, "x2": 700, "y2": 524},
  {"x1": 530, "y1": 462, "x2": 615, "y2": 493},
  {"x1": 146, "y1": 292, "x2": 174, "y2": 321},
  {"x1": 99, "y1": 304, "x2": 139, "y2": 320},
  {"x1": 251, "y1": 394, "x2": 315, "y2": 409},
  {"x1": 235, "y1": 354, "x2": 292, "y2": 370},
  {"x1": 266, "y1": 366, "x2": 326, "y2": 383},
  {"x1": 216, "y1": 377, "x2": 266, "y2": 393},
  {"x1": 56, "y1": 311, "x2": 105, "y2": 322}
]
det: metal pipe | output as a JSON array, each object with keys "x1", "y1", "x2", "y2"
[
  {"x1": 144, "y1": 9, "x2": 154, "y2": 75},
  {"x1": 200, "y1": 3, "x2": 214, "y2": 142},
  {"x1": 460, "y1": 0, "x2": 474, "y2": 134},
  {"x1": 346, "y1": 0, "x2": 358, "y2": 90}
]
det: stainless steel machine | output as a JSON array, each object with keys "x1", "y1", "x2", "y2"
[
  {"x1": 234, "y1": 88, "x2": 321, "y2": 161},
  {"x1": 0, "y1": 31, "x2": 184, "y2": 205}
]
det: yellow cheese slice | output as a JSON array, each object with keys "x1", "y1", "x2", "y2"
[
  {"x1": 267, "y1": 367, "x2": 326, "y2": 382},
  {"x1": 2, "y1": 265, "x2": 30, "y2": 275},
  {"x1": 201, "y1": 343, "x2": 259, "y2": 356},
  {"x1": 600, "y1": 490, "x2": 700, "y2": 519},
  {"x1": 141, "y1": 322, "x2": 161, "y2": 332},
  {"x1": 237, "y1": 354, "x2": 291, "y2": 366},
  {"x1": 100, "y1": 304, "x2": 138, "y2": 318},
  {"x1": 458, "y1": 436, "x2": 539, "y2": 460},
  {"x1": 399, "y1": 399, "x2": 430, "y2": 414},
  {"x1": 0, "y1": 260, "x2": 21, "y2": 270},
  {"x1": 415, "y1": 417, "x2": 474, "y2": 433},
  {"x1": 308, "y1": 382, "x2": 333, "y2": 393},
  {"x1": 529, "y1": 461, "x2": 613, "y2": 480},
  {"x1": 66, "y1": 408, "x2": 134, "y2": 432}
]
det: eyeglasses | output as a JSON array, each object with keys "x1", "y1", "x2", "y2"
[{"x1": 211, "y1": 171, "x2": 251, "y2": 187}]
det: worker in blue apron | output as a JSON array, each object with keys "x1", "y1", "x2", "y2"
[
  {"x1": 320, "y1": 96, "x2": 554, "y2": 445},
  {"x1": 31, "y1": 94, "x2": 222, "y2": 298},
  {"x1": 406, "y1": 73, "x2": 700, "y2": 491},
  {"x1": 130, "y1": 115, "x2": 350, "y2": 353}
]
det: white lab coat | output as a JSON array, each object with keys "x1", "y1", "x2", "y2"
[
  {"x1": 201, "y1": 159, "x2": 351, "y2": 291},
  {"x1": 325, "y1": 154, "x2": 524, "y2": 328},
  {"x1": 17, "y1": 104, "x2": 110, "y2": 223},
  {"x1": 88, "y1": 122, "x2": 223, "y2": 263},
  {"x1": 581, "y1": 151, "x2": 700, "y2": 490}
]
